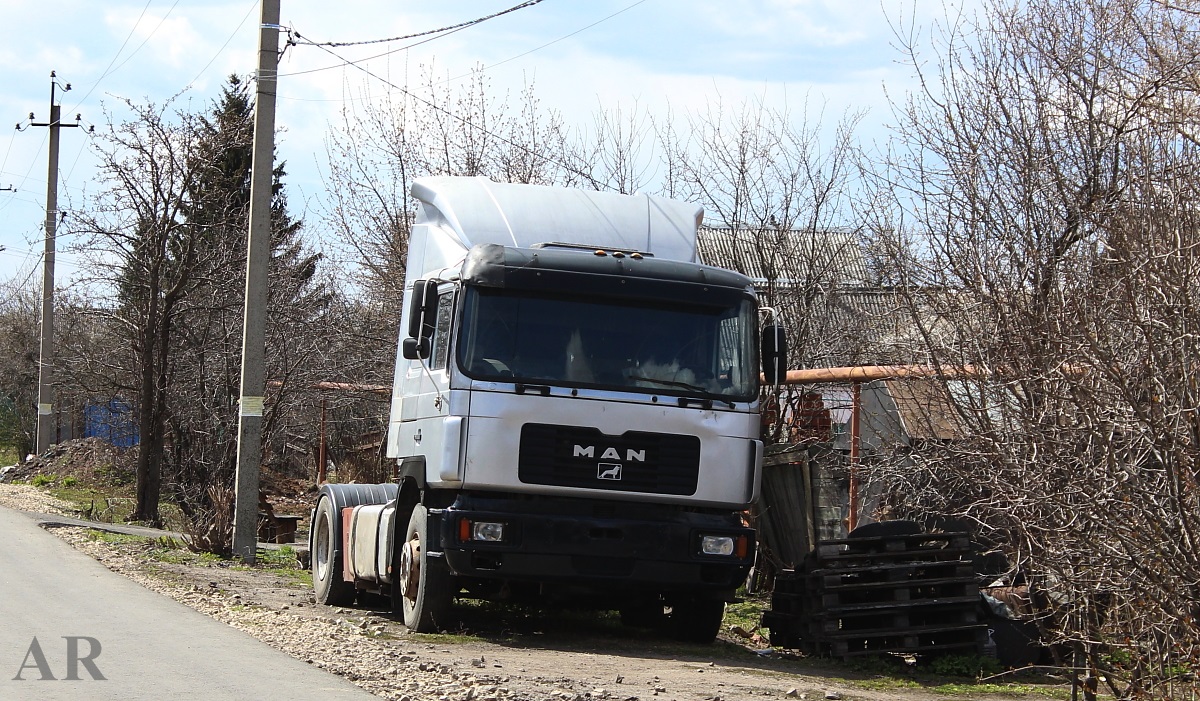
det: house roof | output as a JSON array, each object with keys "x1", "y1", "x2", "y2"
[
  {"x1": 697, "y1": 226, "x2": 870, "y2": 287},
  {"x1": 696, "y1": 227, "x2": 953, "y2": 367}
]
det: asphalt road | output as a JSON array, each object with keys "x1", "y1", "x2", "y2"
[{"x1": 0, "y1": 505, "x2": 375, "y2": 701}]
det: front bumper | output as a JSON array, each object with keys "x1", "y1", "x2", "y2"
[{"x1": 430, "y1": 493, "x2": 754, "y2": 593}]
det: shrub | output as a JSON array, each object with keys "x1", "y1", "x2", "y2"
[{"x1": 181, "y1": 483, "x2": 235, "y2": 558}]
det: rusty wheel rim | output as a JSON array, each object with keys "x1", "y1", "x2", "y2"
[{"x1": 399, "y1": 533, "x2": 421, "y2": 601}]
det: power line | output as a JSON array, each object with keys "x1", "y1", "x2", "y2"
[
  {"x1": 63, "y1": 130, "x2": 93, "y2": 183},
  {"x1": 437, "y1": 0, "x2": 648, "y2": 86},
  {"x1": 0, "y1": 252, "x2": 46, "y2": 306},
  {"x1": 0, "y1": 164, "x2": 90, "y2": 196},
  {"x1": 103, "y1": 0, "x2": 183, "y2": 79},
  {"x1": 304, "y1": 41, "x2": 603, "y2": 189},
  {"x1": 67, "y1": 0, "x2": 154, "y2": 114},
  {"x1": 279, "y1": 29, "x2": 460, "y2": 78},
  {"x1": 0, "y1": 132, "x2": 47, "y2": 215},
  {"x1": 0, "y1": 127, "x2": 17, "y2": 181},
  {"x1": 185, "y1": 0, "x2": 259, "y2": 90},
  {"x1": 0, "y1": 191, "x2": 44, "y2": 209},
  {"x1": 293, "y1": 0, "x2": 545, "y2": 48},
  {"x1": 277, "y1": 0, "x2": 648, "y2": 100},
  {"x1": 282, "y1": 0, "x2": 548, "y2": 78},
  {"x1": 0, "y1": 245, "x2": 79, "y2": 266}
]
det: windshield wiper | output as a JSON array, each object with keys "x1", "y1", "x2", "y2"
[
  {"x1": 626, "y1": 374, "x2": 736, "y2": 408},
  {"x1": 625, "y1": 374, "x2": 708, "y2": 393}
]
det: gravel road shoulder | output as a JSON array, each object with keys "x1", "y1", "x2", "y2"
[{"x1": 0, "y1": 484, "x2": 1046, "y2": 701}]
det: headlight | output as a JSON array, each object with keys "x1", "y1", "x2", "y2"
[
  {"x1": 472, "y1": 521, "x2": 505, "y2": 542},
  {"x1": 699, "y1": 534, "x2": 749, "y2": 557},
  {"x1": 701, "y1": 535, "x2": 735, "y2": 556}
]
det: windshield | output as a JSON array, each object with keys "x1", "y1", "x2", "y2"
[{"x1": 457, "y1": 286, "x2": 758, "y2": 400}]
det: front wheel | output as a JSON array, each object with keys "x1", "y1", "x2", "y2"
[
  {"x1": 312, "y1": 496, "x2": 355, "y2": 606},
  {"x1": 394, "y1": 504, "x2": 453, "y2": 632}
]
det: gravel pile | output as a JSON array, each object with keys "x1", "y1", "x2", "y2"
[{"x1": 0, "y1": 437, "x2": 132, "y2": 485}]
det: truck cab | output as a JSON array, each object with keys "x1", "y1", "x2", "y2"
[{"x1": 310, "y1": 177, "x2": 785, "y2": 643}]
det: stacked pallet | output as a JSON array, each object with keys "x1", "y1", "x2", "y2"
[{"x1": 763, "y1": 530, "x2": 986, "y2": 659}]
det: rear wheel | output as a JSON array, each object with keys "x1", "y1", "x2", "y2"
[
  {"x1": 312, "y1": 496, "x2": 355, "y2": 606},
  {"x1": 669, "y1": 598, "x2": 726, "y2": 644},
  {"x1": 395, "y1": 504, "x2": 453, "y2": 632}
]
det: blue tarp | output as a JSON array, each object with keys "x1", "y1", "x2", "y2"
[{"x1": 83, "y1": 399, "x2": 139, "y2": 448}]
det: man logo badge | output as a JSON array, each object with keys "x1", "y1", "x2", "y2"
[{"x1": 597, "y1": 463, "x2": 622, "y2": 480}]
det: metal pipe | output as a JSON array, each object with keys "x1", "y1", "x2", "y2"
[
  {"x1": 785, "y1": 364, "x2": 971, "y2": 384},
  {"x1": 265, "y1": 380, "x2": 389, "y2": 395},
  {"x1": 311, "y1": 381, "x2": 389, "y2": 394}
]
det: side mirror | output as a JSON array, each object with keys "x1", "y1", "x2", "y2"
[
  {"x1": 405, "y1": 279, "x2": 439, "y2": 342},
  {"x1": 761, "y1": 324, "x2": 788, "y2": 385},
  {"x1": 402, "y1": 336, "x2": 431, "y2": 360}
]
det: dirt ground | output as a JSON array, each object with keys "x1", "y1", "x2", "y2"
[{"x1": 0, "y1": 440, "x2": 1066, "y2": 701}]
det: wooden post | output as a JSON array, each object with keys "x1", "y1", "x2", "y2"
[
  {"x1": 848, "y1": 381, "x2": 861, "y2": 532},
  {"x1": 317, "y1": 396, "x2": 327, "y2": 484}
]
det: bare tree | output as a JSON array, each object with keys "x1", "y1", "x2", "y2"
[
  {"x1": 321, "y1": 68, "x2": 580, "y2": 380},
  {"x1": 865, "y1": 0, "x2": 1200, "y2": 694},
  {"x1": 556, "y1": 101, "x2": 655, "y2": 194},
  {"x1": 659, "y1": 96, "x2": 871, "y2": 443},
  {"x1": 68, "y1": 98, "x2": 211, "y2": 525},
  {"x1": 0, "y1": 271, "x2": 43, "y2": 457},
  {"x1": 68, "y1": 81, "x2": 328, "y2": 532},
  {"x1": 661, "y1": 96, "x2": 867, "y2": 364}
]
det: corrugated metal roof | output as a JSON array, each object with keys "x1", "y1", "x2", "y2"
[
  {"x1": 697, "y1": 227, "x2": 942, "y2": 367},
  {"x1": 697, "y1": 227, "x2": 870, "y2": 286}
]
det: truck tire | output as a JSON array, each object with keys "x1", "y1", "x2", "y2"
[
  {"x1": 669, "y1": 598, "x2": 725, "y2": 644},
  {"x1": 312, "y1": 496, "x2": 355, "y2": 606},
  {"x1": 396, "y1": 504, "x2": 452, "y2": 632}
]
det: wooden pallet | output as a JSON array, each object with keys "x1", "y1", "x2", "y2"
[{"x1": 764, "y1": 530, "x2": 985, "y2": 659}]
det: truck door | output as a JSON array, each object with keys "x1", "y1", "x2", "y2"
[{"x1": 398, "y1": 285, "x2": 456, "y2": 470}]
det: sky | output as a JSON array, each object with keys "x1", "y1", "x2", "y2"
[{"x1": 0, "y1": 0, "x2": 969, "y2": 286}]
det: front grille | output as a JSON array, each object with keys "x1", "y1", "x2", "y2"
[{"x1": 518, "y1": 423, "x2": 700, "y2": 495}]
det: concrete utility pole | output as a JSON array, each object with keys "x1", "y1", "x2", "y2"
[
  {"x1": 232, "y1": 0, "x2": 282, "y2": 564},
  {"x1": 27, "y1": 72, "x2": 82, "y2": 455}
]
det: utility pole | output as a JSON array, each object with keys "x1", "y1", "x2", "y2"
[
  {"x1": 233, "y1": 0, "x2": 281, "y2": 564},
  {"x1": 24, "y1": 72, "x2": 83, "y2": 454}
]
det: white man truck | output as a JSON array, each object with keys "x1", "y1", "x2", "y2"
[{"x1": 309, "y1": 176, "x2": 787, "y2": 643}]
